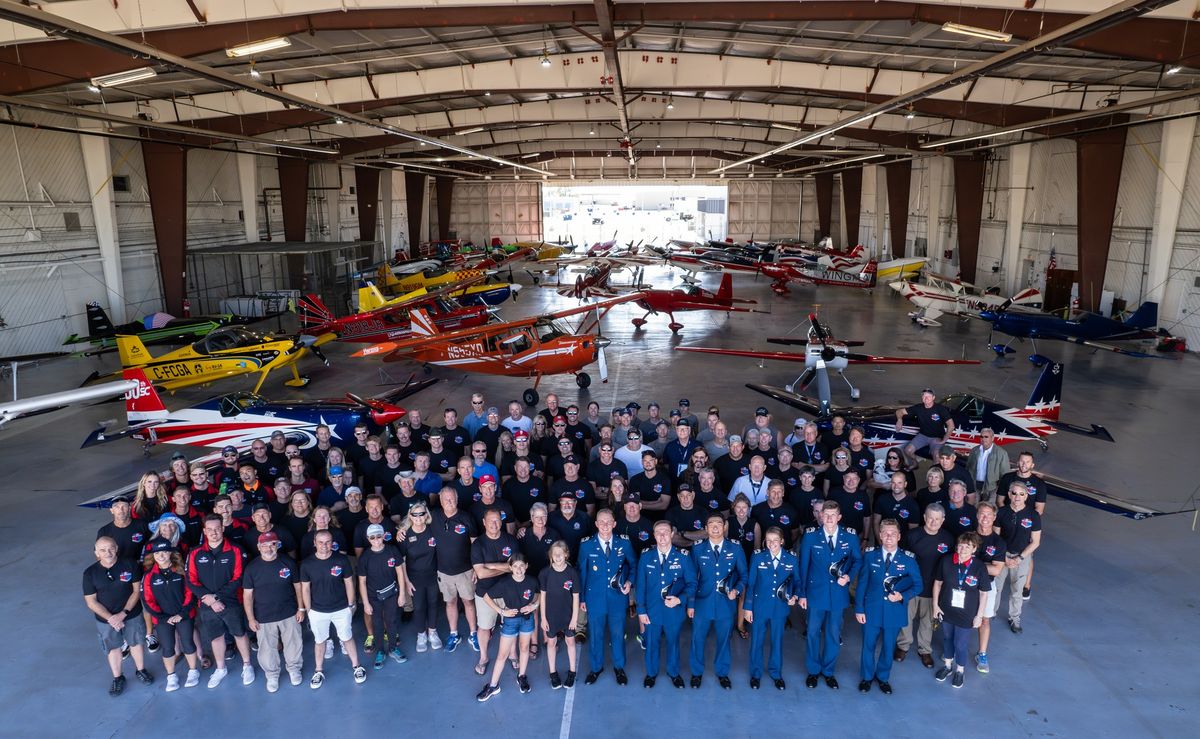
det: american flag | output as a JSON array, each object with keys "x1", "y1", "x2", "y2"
[{"x1": 1046, "y1": 248, "x2": 1057, "y2": 274}]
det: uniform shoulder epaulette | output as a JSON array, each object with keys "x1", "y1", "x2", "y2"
[
  {"x1": 844, "y1": 526, "x2": 857, "y2": 535},
  {"x1": 903, "y1": 550, "x2": 915, "y2": 558},
  {"x1": 804, "y1": 526, "x2": 817, "y2": 533},
  {"x1": 617, "y1": 534, "x2": 630, "y2": 540},
  {"x1": 580, "y1": 535, "x2": 593, "y2": 543},
  {"x1": 864, "y1": 546, "x2": 876, "y2": 552}
]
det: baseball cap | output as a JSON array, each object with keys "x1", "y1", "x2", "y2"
[
  {"x1": 479, "y1": 474, "x2": 497, "y2": 486},
  {"x1": 427, "y1": 428, "x2": 444, "y2": 439},
  {"x1": 755, "y1": 406, "x2": 770, "y2": 417},
  {"x1": 619, "y1": 407, "x2": 632, "y2": 416},
  {"x1": 553, "y1": 415, "x2": 567, "y2": 424},
  {"x1": 170, "y1": 451, "x2": 187, "y2": 461},
  {"x1": 669, "y1": 409, "x2": 681, "y2": 417},
  {"x1": 514, "y1": 430, "x2": 530, "y2": 441},
  {"x1": 729, "y1": 434, "x2": 743, "y2": 444},
  {"x1": 148, "y1": 538, "x2": 176, "y2": 554},
  {"x1": 558, "y1": 488, "x2": 577, "y2": 500},
  {"x1": 344, "y1": 486, "x2": 363, "y2": 496},
  {"x1": 648, "y1": 401, "x2": 660, "y2": 409},
  {"x1": 257, "y1": 531, "x2": 280, "y2": 545},
  {"x1": 486, "y1": 406, "x2": 499, "y2": 416},
  {"x1": 677, "y1": 482, "x2": 693, "y2": 493},
  {"x1": 366, "y1": 524, "x2": 386, "y2": 538},
  {"x1": 922, "y1": 388, "x2": 936, "y2": 395},
  {"x1": 563, "y1": 455, "x2": 579, "y2": 465},
  {"x1": 626, "y1": 402, "x2": 641, "y2": 410},
  {"x1": 252, "y1": 502, "x2": 271, "y2": 513},
  {"x1": 330, "y1": 465, "x2": 344, "y2": 476},
  {"x1": 794, "y1": 417, "x2": 807, "y2": 429},
  {"x1": 678, "y1": 398, "x2": 690, "y2": 406},
  {"x1": 938, "y1": 446, "x2": 958, "y2": 458},
  {"x1": 622, "y1": 492, "x2": 641, "y2": 504},
  {"x1": 221, "y1": 445, "x2": 238, "y2": 455}
]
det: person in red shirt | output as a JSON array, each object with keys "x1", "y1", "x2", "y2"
[
  {"x1": 187, "y1": 514, "x2": 254, "y2": 689},
  {"x1": 142, "y1": 538, "x2": 200, "y2": 691}
]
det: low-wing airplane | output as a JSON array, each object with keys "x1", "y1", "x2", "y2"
[
  {"x1": 747, "y1": 358, "x2": 1113, "y2": 454},
  {"x1": 81, "y1": 368, "x2": 436, "y2": 454},
  {"x1": 977, "y1": 300, "x2": 1169, "y2": 364},
  {"x1": 351, "y1": 293, "x2": 642, "y2": 406},
  {"x1": 63, "y1": 302, "x2": 259, "y2": 354},
  {"x1": 676, "y1": 313, "x2": 979, "y2": 405},
  {"x1": 84, "y1": 327, "x2": 334, "y2": 394},
  {"x1": 357, "y1": 278, "x2": 519, "y2": 311},
  {"x1": 890, "y1": 273, "x2": 1042, "y2": 327},
  {"x1": 1, "y1": 378, "x2": 138, "y2": 430},
  {"x1": 758, "y1": 259, "x2": 879, "y2": 294},
  {"x1": 630, "y1": 273, "x2": 762, "y2": 332},
  {"x1": 298, "y1": 289, "x2": 490, "y2": 346}
]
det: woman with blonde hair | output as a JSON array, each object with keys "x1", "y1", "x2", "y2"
[
  {"x1": 399, "y1": 502, "x2": 442, "y2": 652},
  {"x1": 141, "y1": 539, "x2": 200, "y2": 692},
  {"x1": 132, "y1": 471, "x2": 168, "y2": 521}
]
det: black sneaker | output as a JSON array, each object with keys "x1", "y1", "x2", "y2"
[
  {"x1": 550, "y1": 672, "x2": 563, "y2": 690},
  {"x1": 476, "y1": 683, "x2": 500, "y2": 702},
  {"x1": 564, "y1": 671, "x2": 576, "y2": 688},
  {"x1": 109, "y1": 675, "x2": 126, "y2": 696},
  {"x1": 1021, "y1": 586, "x2": 1031, "y2": 601},
  {"x1": 145, "y1": 634, "x2": 160, "y2": 654},
  {"x1": 935, "y1": 665, "x2": 953, "y2": 682},
  {"x1": 120, "y1": 643, "x2": 130, "y2": 660},
  {"x1": 1009, "y1": 619, "x2": 1023, "y2": 635},
  {"x1": 517, "y1": 674, "x2": 531, "y2": 694},
  {"x1": 135, "y1": 669, "x2": 154, "y2": 685},
  {"x1": 952, "y1": 670, "x2": 965, "y2": 689}
]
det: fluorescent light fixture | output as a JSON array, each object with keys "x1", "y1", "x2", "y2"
[
  {"x1": 540, "y1": 48, "x2": 552, "y2": 67},
  {"x1": 86, "y1": 84, "x2": 101, "y2": 93},
  {"x1": 1167, "y1": 65, "x2": 1183, "y2": 75},
  {"x1": 484, "y1": 91, "x2": 492, "y2": 96},
  {"x1": 455, "y1": 127, "x2": 486, "y2": 136},
  {"x1": 226, "y1": 36, "x2": 292, "y2": 58},
  {"x1": 90, "y1": 66, "x2": 157, "y2": 88},
  {"x1": 589, "y1": 127, "x2": 596, "y2": 135},
  {"x1": 817, "y1": 153, "x2": 884, "y2": 168},
  {"x1": 520, "y1": 153, "x2": 539, "y2": 159},
  {"x1": 921, "y1": 124, "x2": 1040, "y2": 149},
  {"x1": 941, "y1": 22, "x2": 1012, "y2": 43},
  {"x1": 335, "y1": 118, "x2": 345, "y2": 125},
  {"x1": 666, "y1": 98, "x2": 674, "y2": 110},
  {"x1": 905, "y1": 110, "x2": 916, "y2": 120},
  {"x1": 770, "y1": 122, "x2": 803, "y2": 131}
]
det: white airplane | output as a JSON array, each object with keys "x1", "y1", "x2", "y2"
[
  {"x1": 0, "y1": 379, "x2": 138, "y2": 429},
  {"x1": 890, "y1": 272, "x2": 1042, "y2": 326}
]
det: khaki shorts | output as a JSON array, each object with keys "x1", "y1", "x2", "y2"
[
  {"x1": 982, "y1": 586, "x2": 999, "y2": 619},
  {"x1": 437, "y1": 570, "x2": 475, "y2": 602},
  {"x1": 475, "y1": 594, "x2": 499, "y2": 630}
]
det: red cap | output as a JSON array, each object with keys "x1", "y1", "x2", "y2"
[
  {"x1": 514, "y1": 430, "x2": 530, "y2": 441},
  {"x1": 479, "y1": 474, "x2": 497, "y2": 486}
]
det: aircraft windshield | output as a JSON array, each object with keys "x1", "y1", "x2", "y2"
[
  {"x1": 192, "y1": 327, "x2": 266, "y2": 353},
  {"x1": 538, "y1": 319, "x2": 572, "y2": 342}
]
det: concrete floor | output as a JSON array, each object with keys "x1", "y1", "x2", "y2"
[{"x1": 1, "y1": 263, "x2": 1197, "y2": 738}]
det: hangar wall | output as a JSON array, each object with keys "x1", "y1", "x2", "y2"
[{"x1": 439, "y1": 181, "x2": 542, "y2": 246}]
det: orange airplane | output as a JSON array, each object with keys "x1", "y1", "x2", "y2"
[{"x1": 350, "y1": 294, "x2": 642, "y2": 406}]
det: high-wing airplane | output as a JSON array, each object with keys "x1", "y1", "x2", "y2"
[
  {"x1": 890, "y1": 273, "x2": 1042, "y2": 326},
  {"x1": 350, "y1": 293, "x2": 642, "y2": 406},
  {"x1": 298, "y1": 290, "x2": 489, "y2": 346},
  {"x1": 977, "y1": 300, "x2": 1168, "y2": 364},
  {"x1": 758, "y1": 259, "x2": 879, "y2": 294},
  {"x1": 1, "y1": 378, "x2": 138, "y2": 430},
  {"x1": 630, "y1": 273, "x2": 762, "y2": 331},
  {"x1": 63, "y1": 302, "x2": 259, "y2": 354},
  {"x1": 676, "y1": 313, "x2": 978, "y2": 405},
  {"x1": 83, "y1": 327, "x2": 334, "y2": 394},
  {"x1": 747, "y1": 358, "x2": 1113, "y2": 453},
  {"x1": 81, "y1": 368, "x2": 436, "y2": 454}
]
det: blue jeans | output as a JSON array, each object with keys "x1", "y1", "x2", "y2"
[
  {"x1": 500, "y1": 613, "x2": 536, "y2": 637},
  {"x1": 941, "y1": 622, "x2": 973, "y2": 667}
]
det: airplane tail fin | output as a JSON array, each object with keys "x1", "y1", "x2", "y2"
[
  {"x1": 297, "y1": 294, "x2": 334, "y2": 329},
  {"x1": 409, "y1": 308, "x2": 439, "y2": 337},
  {"x1": 848, "y1": 244, "x2": 865, "y2": 260},
  {"x1": 1024, "y1": 361, "x2": 1063, "y2": 420},
  {"x1": 1010, "y1": 287, "x2": 1042, "y2": 307},
  {"x1": 86, "y1": 301, "x2": 116, "y2": 338},
  {"x1": 715, "y1": 273, "x2": 733, "y2": 304},
  {"x1": 861, "y1": 260, "x2": 878, "y2": 288},
  {"x1": 357, "y1": 283, "x2": 389, "y2": 313},
  {"x1": 1124, "y1": 301, "x2": 1158, "y2": 329},
  {"x1": 115, "y1": 335, "x2": 152, "y2": 368},
  {"x1": 121, "y1": 368, "x2": 169, "y2": 422}
]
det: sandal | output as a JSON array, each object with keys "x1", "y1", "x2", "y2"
[
  {"x1": 529, "y1": 643, "x2": 539, "y2": 660},
  {"x1": 474, "y1": 661, "x2": 489, "y2": 676}
]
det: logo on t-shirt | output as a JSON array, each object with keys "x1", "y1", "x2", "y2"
[
  {"x1": 652, "y1": 484, "x2": 663, "y2": 493},
  {"x1": 278, "y1": 567, "x2": 291, "y2": 578},
  {"x1": 984, "y1": 546, "x2": 996, "y2": 557},
  {"x1": 330, "y1": 565, "x2": 343, "y2": 576},
  {"x1": 427, "y1": 537, "x2": 436, "y2": 547},
  {"x1": 530, "y1": 488, "x2": 540, "y2": 497},
  {"x1": 638, "y1": 531, "x2": 650, "y2": 541},
  {"x1": 131, "y1": 533, "x2": 144, "y2": 543},
  {"x1": 384, "y1": 532, "x2": 394, "y2": 541},
  {"x1": 964, "y1": 575, "x2": 978, "y2": 587},
  {"x1": 119, "y1": 571, "x2": 133, "y2": 582},
  {"x1": 692, "y1": 519, "x2": 702, "y2": 530},
  {"x1": 779, "y1": 515, "x2": 791, "y2": 525},
  {"x1": 332, "y1": 542, "x2": 341, "y2": 551},
  {"x1": 500, "y1": 546, "x2": 513, "y2": 558},
  {"x1": 563, "y1": 580, "x2": 574, "y2": 590},
  {"x1": 1020, "y1": 518, "x2": 1033, "y2": 529},
  {"x1": 854, "y1": 501, "x2": 864, "y2": 511},
  {"x1": 858, "y1": 458, "x2": 870, "y2": 468},
  {"x1": 931, "y1": 413, "x2": 941, "y2": 421},
  {"x1": 454, "y1": 524, "x2": 468, "y2": 535},
  {"x1": 936, "y1": 543, "x2": 949, "y2": 554},
  {"x1": 898, "y1": 509, "x2": 910, "y2": 519},
  {"x1": 387, "y1": 557, "x2": 397, "y2": 568},
  {"x1": 959, "y1": 516, "x2": 972, "y2": 527},
  {"x1": 522, "y1": 589, "x2": 533, "y2": 600}
]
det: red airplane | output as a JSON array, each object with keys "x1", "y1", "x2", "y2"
[
  {"x1": 758, "y1": 259, "x2": 878, "y2": 295},
  {"x1": 631, "y1": 273, "x2": 762, "y2": 332},
  {"x1": 297, "y1": 278, "x2": 490, "y2": 345}
]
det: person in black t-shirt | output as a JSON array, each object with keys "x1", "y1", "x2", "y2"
[
  {"x1": 477, "y1": 554, "x2": 540, "y2": 701},
  {"x1": 897, "y1": 389, "x2": 955, "y2": 468},
  {"x1": 438, "y1": 408, "x2": 471, "y2": 459},
  {"x1": 788, "y1": 467, "x2": 825, "y2": 529},
  {"x1": 300, "y1": 531, "x2": 365, "y2": 687},
  {"x1": 538, "y1": 541, "x2": 580, "y2": 689},
  {"x1": 996, "y1": 451, "x2": 1046, "y2": 600},
  {"x1": 398, "y1": 502, "x2": 441, "y2": 652},
  {"x1": 97, "y1": 497, "x2": 151, "y2": 562},
  {"x1": 426, "y1": 431, "x2": 457, "y2": 482},
  {"x1": 451, "y1": 457, "x2": 481, "y2": 508},
  {"x1": 826, "y1": 474, "x2": 871, "y2": 535},
  {"x1": 943, "y1": 481, "x2": 978, "y2": 538},
  {"x1": 972, "y1": 501, "x2": 1007, "y2": 673},
  {"x1": 518, "y1": 503, "x2": 556, "y2": 576},
  {"x1": 666, "y1": 484, "x2": 708, "y2": 548},
  {"x1": 501, "y1": 458, "x2": 544, "y2": 525},
  {"x1": 615, "y1": 492, "x2": 655, "y2": 557},
  {"x1": 750, "y1": 480, "x2": 801, "y2": 548},
  {"x1": 84, "y1": 536, "x2": 150, "y2": 695},
  {"x1": 550, "y1": 456, "x2": 595, "y2": 515},
  {"x1": 628, "y1": 451, "x2": 672, "y2": 517},
  {"x1": 916, "y1": 466, "x2": 951, "y2": 515},
  {"x1": 243, "y1": 531, "x2": 303, "y2": 689},
  {"x1": 471, "y1": 475, "x2": 516, "y2": 534},
  {"x1": 897, "y1": 504, "x2": 953, "y2": 666},
  {"x1": 431, "y1": 487, "x2": 480, "y2": 652},
  {"x1": 932, "y1": 532, "x2": 990, "y2": 689},
  {"x1": 357, "y1": 524, "x2": 409, "y2": 668},
  {"x1": 472, "y1": 509, "x2": 521, "y2": 675},
  {"x1": 872, "y1": 472, "x2": 921, "y2": 542},
  {"x1": 993, "y1": 482, "x2": 1042, "y2": 635}
]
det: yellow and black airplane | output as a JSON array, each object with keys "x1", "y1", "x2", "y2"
[{"x1": 83, "y1": 327, "x2": 334, "y2": 393}]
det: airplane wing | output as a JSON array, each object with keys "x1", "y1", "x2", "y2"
[
  {"x1": 364, "y1": 273, "x2": 488, "y2": 316},
  {"x1": 1074, "y1": 338, "x2": 1175, "y2": 359},
  {"x1": 844, "y1": 354, "x2": 980, "y2": 366},
  {"x1": 1, "y1": 379, "x2": 138, "y2": 430},
  {"x1": 1037, "y1": 472, "x2": 1191, "y2": 520},
  {"x1": 675, "y1": 346, "x2": 807, "y2": 363}
]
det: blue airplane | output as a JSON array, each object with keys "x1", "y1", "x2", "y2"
[{"x1": 978, "y1": 301, "x2": 1165, "y2": 364}]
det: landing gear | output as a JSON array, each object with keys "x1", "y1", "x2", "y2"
[
  {"x1": 284, "y1": 375, "x2": 311, "y2": 388},
  {"x1": 422, "y1": 364, "x2": 434, "y2": 375},
  {"x1": 771, "y1": 281, "x2": 790, "y2": 295},
  {"x1": 575, "y1": 372, "x2": 592, "y2": 389},
  {"x1": 668, "y1": 322, "x2": 684, "y2": 333},
  {"x1": 631, "y1": 317, "x2": 648, "y2": 328},
  {"x1": 522, "y1": 388, "x2": 540, "y2": 407}
]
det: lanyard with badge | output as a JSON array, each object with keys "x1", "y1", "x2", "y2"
[{"x1": 951, "y1": 559, "x2": 971, "y2": 610}]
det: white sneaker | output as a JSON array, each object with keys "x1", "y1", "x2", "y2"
[
  {"x1": 207, "y1": 667, "x2": 228, "y2": 689},
  {"x1": 241, "y1": 664, "x2": 255, "y2": 686},
  {"x1": 310, "y1": 671, "x2": 325, "y2": 690},
  {"x1": 429, "y1": 631, "x2": 443, "y2": 650},
  {"x1": 416, "y1": 633, "x2": 429, "y2": 653},
  {"x1": 266, "y1": 676, "x2": 279, "y2": 693},
  {"x1": 353, "y1": 665, "x2": 367, "y2": 684},
  {"x1": 340, "y1": 640, "x2": 348, "y2": 656},
  {"x1": 324, "y1": 640, "x2": 334, "y2": 659},
  {"x1": 184, "y1": 669, "x2": 200, "y2": 688},
  {"x1": 289, "y1": 671, "x2": 302, "y2": 687},
  {"x1": 165, "y1": 674, "x2": 180, "y2": 693}
]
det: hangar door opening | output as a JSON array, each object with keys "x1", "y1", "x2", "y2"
[{"x1": 542, "y1": 185, "x2": 727, "y2": 247}]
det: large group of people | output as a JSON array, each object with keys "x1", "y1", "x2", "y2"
[{"x1": 86, "y1": 391, "x2": 1045, "y2": 702}]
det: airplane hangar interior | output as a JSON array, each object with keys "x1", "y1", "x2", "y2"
[{"x1": 0, "y1": 1, "x2": 1197, "y2": 736}]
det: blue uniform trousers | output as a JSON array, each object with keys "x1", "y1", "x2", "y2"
[{"x1": 805, "y1": 608, "x2": 843, "y2": 676}]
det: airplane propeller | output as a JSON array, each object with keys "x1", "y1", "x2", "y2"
[{"x1": 295, "y1": 334, "x2": 331, "y2": 366}]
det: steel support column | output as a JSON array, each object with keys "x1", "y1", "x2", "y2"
[
  {"x1": 1074, "y1": 128, "x2": 1127, "y2": 312},
  {"x1": 80, "y1": 125, "x2": 125, "y2": 322},
  {"x1": 840, "y1": 167, "x2": 863, "y2": 248},
  {"x1": 1003, "y1": 143, "x2": 1032, "y2": 295},
  {"x1": 435, "y1": 176, "x2": 455, "y2": 241},
  {"x1": 355, "y1": 166, "x2": 380, "y2": 241},
  {"x1": 951, "y1": 155, "x2": 987, "y2": 284},
  {"x1": 236, "y1": 153, "x2": 259, "y2": 242},
  {"x1": 1148, "y1": 115, "x2": 1195, "y2": 320},
  {"x1": 815, "y1": 173, "x2": 833, "y2": 241},
  {"x1": 141, "y1": 140, "x2": 187, "y2": 315},
  {"x1": 405, "y1": 172, "x2": 428, "y2": 249},
  {"x1": 277, "y1": 158, "x2": 310, "y2": 242},
  {"x1": 885, "y1": 160, "x2": 913, "y2": 258}
]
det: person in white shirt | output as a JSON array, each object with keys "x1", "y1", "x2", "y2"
[
  {"x1": 500, "y1": 401, "x2": 532, "y2": 436},
  {"x1": 615, "y1": 429, "x2": 652, "y2": 472},
  {"x1": 728, "y1": 456, "x2": 770, "y2": 506}
]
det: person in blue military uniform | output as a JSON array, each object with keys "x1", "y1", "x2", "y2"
[
  {"x1": 742, "y1": 526, "x2": 799, "y2": 690},
  {"x1": 687, "y1": 512, "x2": 748, "y2": 689},
  {"x1": 636, "y1": 520, "x2": 697, "y2": 688},
  {"x1": 798, "y1": 500, "x2": 862, "y2": 689},
  {"x1": 578, "y1": 508, "x2": 636, "y2": 686},
  {"x1": 854, "y1": 519, "x2": 922, "y2": 695}
]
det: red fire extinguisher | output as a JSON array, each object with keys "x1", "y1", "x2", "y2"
[{"x1": 181, "y1": 299, "x2": 192, "y2": 317}]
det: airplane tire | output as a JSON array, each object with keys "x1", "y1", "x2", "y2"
[
  {"x1": 631, "y1": 318, "x2": 647, "y2": 327},
  {"x1": 523, "y1": 388, "x2": 540, "y2": 406},
  {"x1": 576, "y1": 372, "x2": 592, "y2": 389},
  {"x1": 668, "y1": 322, "x2": 684, "y2": 332}
]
